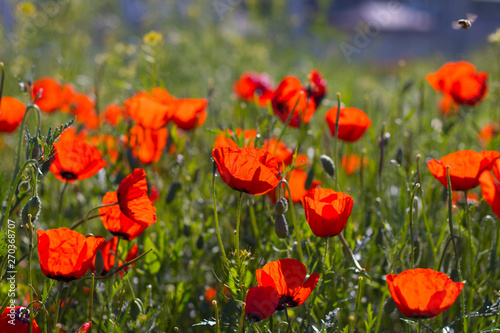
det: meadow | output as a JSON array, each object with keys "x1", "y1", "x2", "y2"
[{"x1": 1, "y1": 1, "x2": 500, "y2": 332}]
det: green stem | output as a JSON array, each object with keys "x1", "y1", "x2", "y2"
[
  {"x1": 464, "y1": 190, "x2": 474, "y2": 281},
  {"x1": 89, "y1": 273, "x2": 95, "y2": 333},
  {"x1": 53, "y1": 281, "x2": 64, "y2": 333},
  {"x1": 354, "y1": 277, "x2": 364, "y2": 332},
  {"x1": 416, "y1": 154, "x2": 436, "y2": 266},
  {"x1": 282, "y1": 180, "x2": 305, "y2": 263},
  {"x1": 409, "y1": 183, "x2": 420, "y2": 269},
  {"x1": 214, "y1": 300, "x2": 220, "y2": 333},
  {"x1": 58, "y1": 181, "x2": 69, "y2": 226},
  {"x1": 0, "y1": 62, "x2": 5, "y2": 103},
  {"x1": 70, "y1": 202, "x2": 118, "y2": 231},
  {"x1": 334, "y1": 93, "x2": 341, "y2": 189},
  {"x1": 13, "y1": 105, "x2": 42, "y2": 178},
  {"x1": 212, "y1": 161, "x2": 228, "y2": 264},
  {"x1": 373, "y1": 291, "x2": 388, "y2": 333},
  {"x1": 446, "y1": 167, "x2": 458, "y2": 262},
  {"x1": 248, "y1": 200, "x2": 261, "y2": 252},
  {"x1": 27, "y1": 214, "x2": 33, "y2": 333},
  {"x1": 338, "y1": 232, "x2": 365, "y2": 273}
]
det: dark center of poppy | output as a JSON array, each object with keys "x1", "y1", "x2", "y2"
[
  {"x1": 276, "y1": 295, "x2": 298, "y2": 311},
  {"x1": 60, "y1": 171, "x2": 78, "y2": 181},
  {"x1": 247, "y1": 312, "x2": 262, "y2": 322},
  {"x1": 14, "y1": 307, "x2": 31, "y2": 324}
]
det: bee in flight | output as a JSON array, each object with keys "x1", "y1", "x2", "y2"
[{"x1": 452, "y1": 13, "x2": 477, "y2": 30}]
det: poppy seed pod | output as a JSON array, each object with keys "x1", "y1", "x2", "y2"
[{"x1": 0, "y1": 306, "x2": 42, "y2": 333}]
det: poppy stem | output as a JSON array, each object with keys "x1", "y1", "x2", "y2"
[
  {"x1": 446, "y1": 167, "x2": 459, "y2": 265},
  {"x1": 235, "y1": 191, "x2": 244, "y2": 291},
  {"x1": 69, "y1": 214, "x2": 102, "y2": 230},
  {"x1": 354, "y1": 276, "x2": 364, "y2": 330},
  {"x1": 334, "y1": 92, "x2": 341, "y2": 189},
  {"x1": 248, "y1": 321, "x2": 254, "y2": 333},
  {"x1": 53, "y1": 281, "x2": 64, "y2": 333},
  {"x1": 464, "y1": 190, "x2": 474, "y2": 282},
  {"x1": 58, "y1": 181, "x2": 69, "y2": 226},
  {"x1": 70, "y1": 202, "x2": 118, "y2": 231},
  {"x1": 416, "y1": 154, "x2": 436, "y2": 266},
  {"x1": 338, "y1": 232, "x2": 365, "y2": 273},
  {"x1": 0, "y1": 62, "x2": 4, "y2": 105},
  {"x1": 212, "y1": 161, "x2": 228, "y2": 265},
  {"x1": 213, "y1": 300, "x2": 220, "y2": 333},
  {"x1": 27, "y1": 214, "x2": 34, "y2": 333},
  {"x1": 88, "y1": 273, "x2": 95, "y2": 333},
  {"x1": 282, "y1": 180, "x2": 305, "y2": 263},
  {"x1": 409, "y1": 183, "x2": 420, "y2": 269}
]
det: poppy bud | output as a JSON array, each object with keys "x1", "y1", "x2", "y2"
[
  {"x1": 274, "y1": 214, "x2": 288, "y2": 239},
  {"x1": 165, "y1": 182, "x2": 182, "y2": 204},
  {"x1": 305, "y1": 166, "x2": 314, "y2": 189},
  {"x1": 18, "y1": 180, "x2": 30, "y2": 193},
  {"x1": 450, "y1": 267, "x2": 460, "y2": 282},
  {"x1": 395, "y1": 147, "x2": 403, "y2": 165},
  {"x1": 94, "y1": 249, "x2": 104, "y2": 276},
  {"x1": 320, "y1": 154, "x2": 335, "y2": 178},
  {"x1": 196, "y1": 235, "x2": 204, "y2": 249},
  {"x1": 41, "y1": 156, "x2": 55, "y2": 175},
  {"x1": 275, "y1": 198, "x2": 288, "y2": 215},
  {"x1": 383, "y1": 297, "x2": 397, "y2": 314},
  {"x1": 22, "y1": 196, "x2": 41, "y2": 224}
]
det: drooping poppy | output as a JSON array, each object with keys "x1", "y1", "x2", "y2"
[
  {"x1": 125, "y1": 125, "x2": 168, "y2": 164},
  {"x1": 99, "y1": 191, "x2": 152, "y2": 240},
  {"x1": 479, "y1": 159, "x2": 500, "y2": 218},
  {"x1": 271, "y1": 76, "x2": 317, "y2": 128},
  {"x1": 306, "y1": 69, "x2": 327, "y2": 106},
  {"x1": 212, "y1": 147, "x2": 280, "y2": 195},
  {"x1": 325, "y1": 107, "x2": 371, "y2": 142},
  {"x1": 171, "y1": 98, "x2": 208, "y2": 131},
  {"x1": 32, "y1": 77, "x2": 63, "y2": 113},
  {"x1": 124, "y1": 91, "x2": 173, "y2": 130},
  {"x1": 479, "y1": 122, "x2": 499, "y2": 146},
  {"x1": 427, "y1": 150, "x2": 500, "y2": 191},
  {"x1": 36, "y1": 228, "x2": 104, "y2": 281},
  {"x1": 91, "y1": 236, "x2": 139, "y2": 275},
  {"x1": 104, "y1": 103, "x2": 126, "y2": 126},
  {"x1": 386, "y1": 268, "x2": 464, "y2": 318},
  {"x1": 213, "y1": 128, "x2": 257, "y2": 149},
  {"x1": 426, "y1": 61, "x2": 488, "y2": 107},
  {"x1": 233, "y1": 71, "x2": 274, "y2": 107},
  {"x1": 50, "y1": 135, "x2": 106, "y2": 183},
  {"x1": 245, "y1": 286, "x2": 280, "y2": 322},
  {"x1": 0, "y1": 97, "x2": 26, "y2": 133},
  {"x1": 116, "y1": 168, "x2": 157, "y2": 226},
  {"x1": 256, "y1": 258, "x2": 319, "y2": 310},
  {"x1": 0, "y1": 306, "x2": 42, "y2": 333},
  {"x1": 301, "y1": 188, "x2": 353, "y2": 237}
]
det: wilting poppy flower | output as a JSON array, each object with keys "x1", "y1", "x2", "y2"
[
  {"x1": 245, "y1": 286, "x2": 280, "y2": 322},
  {"x1": 100, "y1": 191, "x2": 152, "y2": 240},
  {"x1": 212, "y1": 147, "x2": 280, "y2": 195},
  {"x1": 302, "y1": 188, "x2": 353, "y2": 237},
  {"x1": 256, "y1": 258, "x2": 319, "y2": 310},
  {"x1": 272, "y1": 76, "x2": 317, "y2": 128},
  {"x1": 37, "y1": 228, "x2": 104, "y2": 281},
  {"x1": 117, "y1": 169, "x2": 157, "y2": 226},
  {"x1": 386, "y1": 268, "x2": 464, "y2": 318},
  {"x1": 104, "y1": 103, "x2": 125, "y2": 126},
  {"x1": 76, "y1": 322, "x2": 91, "y2": 333},
  {"x1": 171, "y1": 98, "x2": 208, "y2": 131},
  {"x1": 125, "y1": 125, "x2": 168, "y2": 164},
  {"x1": 479, "y1": 122, "x2": 499, "y2": 146},
  {"x1": 233, "y1": 71, "x2": 274, "y2": 107},
  {"x1": 306, "y1": 69, "x2": 327, "y2": 106},
  {"x1": 0, "y1": 97, "x2": 26, "y2": 133},
  {"x1": 325, "y1": 107, "x2": 371, "y2": 142},
  {"x1": 213, "y1": 128, "x2": 257, "y2": 149},
  {"x1": 427, "y1": 150, "x2": 500, "y2": 191},
  {"x1": 91, "y1": 236, "x2": 139, "y2": 275},
  {"x1": 50, "y1": 135, "x2": 106, "y2": 182},
  {"x1": 32, "y1": 77, "x2": 63, "y2": 113},
  {"x1": 479, "y1": 159, "x2": 500, "y2": 218},
  {"x1": 124, "y1": 91, "x2": 173, "y2": 129},
  {"x1": 426, "y1": 61, "x2": 488, "y2": 107},
  {"x1": 0, "y1": 306, "x2": 42, "y2": 333}
]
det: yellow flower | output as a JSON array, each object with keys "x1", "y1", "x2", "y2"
[{"x1": 143, "y1": 31, "x2": 163, "y2": 46}]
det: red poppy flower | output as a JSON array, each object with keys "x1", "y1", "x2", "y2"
[
  {"x1": 151, "y1": 87, "x2": 176, "y2": 104},
  {"x1": 148, "y1": 186, "x2": 160, "y2": 204},
  {"x1": 91, "y1": 236, "x2": 139, "y2": 275},
  {"x1": 60, "y1": 84, "x2": 76, "y2": 113},
  {"x1": 124, "y1": 91, "x2": 173, "y2": 130},
  {"x1": 426, "y1": 61, "x2": 488, "y2": 107},
  {"x1": 261, "y1": 139, "x2": 294, "y2": 166},
  {"x1": 0, "y1": 97, "x2": 26, "y2": 133},
  {"x1": 32, "y1": 77, "x2": 63, "y2": 113},
  {"x1": 386, "y1": 268, "x2": 464, "y2": 318},
  {"x1": 213, "y1": 128, "x2": 257, "y2": 149},
  {"x1": 451, "y1": 191, "x2": 480, "y2": 208},
  {"x1": 212, "y1": 147, "x2": 280, "y2": 195},
  {"x1": 204, "y1": 287, "x2": 217, "y2": 303},
  {"x1": 171, "y1": 98, "x2": 208, "y2": 131},
  {"x1": 50, "y1": 135, "x2": 106, "y2": 182},
  {"x1": 479, "y1": 160, "x2": 500, "y2": 218},
  {"x1": 125, "y1": 125, "x2": 168, "y2": 164},
  {"x1": 427, "y1": 150, "x2": 500, "y2": 191},
  {"x1": 69, "y1": 93, "x2": 100, "y2": 129},
  {"x1": 342, "y1": 154, "x2": 368, "y2": 175},
  {"x1": 325, "y1": 107, "x2": 371, "y2": 142},
  {"x1": 37, "y1": 228, "x2": 104, "y2": 281},
  {"x1": 439, "y1": 94, "x2": 459, "y2": 117},
  {"x1": 272, "y1": 76, "x2": 317, "y2": 128},
  {"x1": 117, "y1": 169, "x2": 157, "y2": 226},
  {"x1": 256, "y1": 258, "x2": 319, "y2": 310},
  {"x1": 76, "y1": 322, "x2": 91, "y2": 333},
  {"x1": 90, "y1": 134, "x2": 120, "y2": 164},
  {"x1": 233, "y1": 72, "x2": 274, "y2": 107},
  {"x1": 479, "y1": 122, "x2": 499, "y2": 146},
  {"x1": 301, "y1": 188, "x2": 353, "y2": 237},
  {"x1": 307, "y1": 69, "x2": 327, "y2": 106},
  {"x1": 104, "y1": 103, "x2": 125, "y2": 126},
  {"x1": 99, "y1": 191, "x2": 152, "y2": 240},
  {"x1": 0, "y1": 306, "x2": 42, "y2": 333},
  {"x1": 245, "y1": 286, "x2": 280, "y2": 322}
]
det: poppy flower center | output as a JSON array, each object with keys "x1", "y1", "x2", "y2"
[
  {"x1": 247, "y1": 312, "x2": 262, "y2": 322},
  {"x1": 15, "y1": 307, "x2": 31, "y2": 324},
  {"x1": 60, "y1": 171, "x2": 78, "y2": 181},
  {"x1": 277, "y1": 295, "x2": 299, "y2": 310}
]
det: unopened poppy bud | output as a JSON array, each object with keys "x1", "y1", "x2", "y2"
[
  {"x1": 22, "y1": 196, "x2": 41, "y2": 224},
  {"x1": 274, "y1": 214, "x2": 288, "y2": 239},
  {"x1": 165, "y1": 182, "x2": 182, "y2": 204},
  {"x1": 305, "y1": 167, "x2": 314, "y2": 189},
  {"x1": 94, "y1": 249, "x2": 104, "y2": 277},
  {"x1": 18, "y1": 180, "x2": 30, "y2": 193},
  {"x1": 320, "y1": 154, "x2": 335, "y2": 177},
  {"x1": 383, "y1": 297, "x2": 397, "y2": 314},
  {"x1": 275, "y1": 198, "x2": 288, "y2": 215},
  {"x1": 450, "y1": 267, "x2": 460, "y2": 282},
  {"x1": 395, "y1": 147, "x2": 403, "y2": 165},
  {"x1": 196, "y1": 234, "x2": 204, "y2": 249}
]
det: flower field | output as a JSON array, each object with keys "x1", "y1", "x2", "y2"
[{"x1": 1, "y1": 1, "x2": 500, "y2": 332}]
